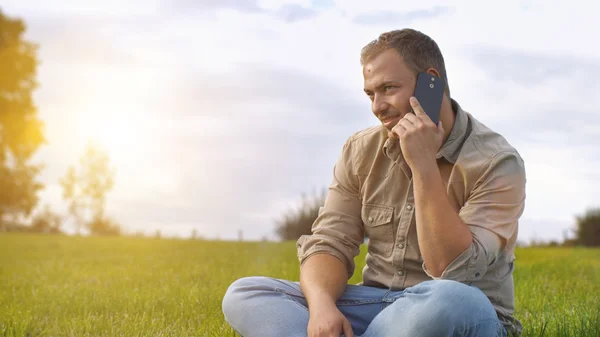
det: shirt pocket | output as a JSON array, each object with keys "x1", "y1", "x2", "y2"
[{"x1": 361, "y1": 203, "x2": 395, "y2": 258}]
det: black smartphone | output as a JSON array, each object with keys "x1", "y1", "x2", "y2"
[{"x1": 413, "y1": 72, "x2": 446, "y2": 125}]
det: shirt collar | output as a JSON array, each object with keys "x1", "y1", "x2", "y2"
[{"x1": 436, "y1": 98, "x2": 469, "y2": 164}]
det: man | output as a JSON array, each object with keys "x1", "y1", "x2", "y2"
[{"x1": 222, "y1": 28, "x2": 526, "y2": 337}]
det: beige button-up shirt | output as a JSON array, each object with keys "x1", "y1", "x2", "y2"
[{"x1": 296, "y1": 99, "x2": 526, "y2": 335}]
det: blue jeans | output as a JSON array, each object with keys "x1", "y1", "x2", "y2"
[{"x1": 222, "y1": 276, "x2": 507, "y2": 337}]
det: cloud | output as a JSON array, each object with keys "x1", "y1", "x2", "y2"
[
  {"x1": 23, "y1": 14, "x2": 164, "y2": 66},
  {"x1": 163, "y1": 0, "x2": 264, "y2": 14},
  {"x1": 274, "y1": 4, "x2": 318, "y2": 23},
  {"x1": 466, "y1": 46, "x2": 600, "y2": 146},
  {"x1": 150, "y1": 62, "x2": 369, "y2": 125},
  {"x1": 311, "y1": 0, "x2": 335, "y2": 10},
  {"x1": 470, "y1": 47, "x2": 600, "y2": 92},
  {"x1": 353, "y1": 6, "x2": 454, "y2": 25},
  {"x1": 162, "y1": 0, "x2": 319, "y2": 23}
]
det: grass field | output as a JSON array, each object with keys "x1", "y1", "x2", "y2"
[{"x1": 0, "y1": 234, "x2": 599, "y2": 337}]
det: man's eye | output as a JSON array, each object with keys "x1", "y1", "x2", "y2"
[{"x1": 384, "y1": 86, "x2": 396, "y2": 91}]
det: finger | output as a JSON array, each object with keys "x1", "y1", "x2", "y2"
[
  {"x1": 398, "y1": 117, "x2": 416, "y2": 132},
  {"x1": 403, "y1": 112, "x2": 422, "y2": 126},
  {"x1": 342, "y1": 319, "x2": 356, "y2": 337},
  {"x1": 438, "y1": 120, "x2": 444, "y2": 134},
  {"x1": 391, "y1": 124, "x2": 405, "y2": 139},
  {"x1": 409, "y1": 96, "x2": 426, "y2": 115}
]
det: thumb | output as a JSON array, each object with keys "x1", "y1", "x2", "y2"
[{"x1": 342, "y1": 318, "x2": 355, "y2": 337}]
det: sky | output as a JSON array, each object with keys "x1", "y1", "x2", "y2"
[{"x1": 2, "y1": 0, "x2": 599, "y2": 243}]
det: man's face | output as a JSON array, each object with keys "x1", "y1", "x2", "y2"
[{"x1": 363, "y1": 49, "x2": 416, "y2": 133}]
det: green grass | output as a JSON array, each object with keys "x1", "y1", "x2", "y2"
[{"x1": 0, "y1": 234, "x2": 598, "y2": 337}]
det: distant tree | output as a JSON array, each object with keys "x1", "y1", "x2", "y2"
[
  {"x1": 88, "y1": 215, "x2": 120, "y2": 236},
  {"x1": 0, "y1": 9, "x2": 46, "y2": 229},
  {"x1": 560, "y1": 228, "x2": 578, "y2": 247},
  {"x1": 60, "y1": 142, "x2": 117, "y2": 235},
  {"x1": 29, "y1": 204, "x2": 62, "y2": 234},
  {"x1": 574, "y1": 207, "x2": 600, "y2": 247},
  {"x1": 274, "y1": 187, "x2": 327, "y2": 241}
]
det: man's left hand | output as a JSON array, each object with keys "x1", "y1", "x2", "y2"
[{"x1": 391, "y1": 96, "x2": 444, "y2": 170}]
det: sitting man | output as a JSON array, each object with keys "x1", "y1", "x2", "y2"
[{"x1": 222, "y1": 28, "x2": 526, "y2": 337}]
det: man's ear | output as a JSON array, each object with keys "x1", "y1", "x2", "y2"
[
  {"x1": 425, "y1": 67, "x2": 441, "y2": 78},
  {"x1": 425, "y1": 67, "x2": 449, "y2": 97}
]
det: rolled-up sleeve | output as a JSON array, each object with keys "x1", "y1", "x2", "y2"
[
  {"x1": 423, "y1": 151, "x2": 526, "y2": 282},
  {"x1": 296, "y1": 137, "x2": 365, "y2": 279}
]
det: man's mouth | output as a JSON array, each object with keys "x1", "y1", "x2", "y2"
[{"x1": 381, "y1": 115, "x2": 401, "y2": 129}]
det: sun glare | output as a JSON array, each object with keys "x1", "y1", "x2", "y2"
[{"x1": 76, "y1": 108, "x2": 151, "y2": 170}]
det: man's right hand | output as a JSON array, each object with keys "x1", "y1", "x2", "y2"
[
  {"x1": 300, "y1": 253, "x2": 354, "y2": 337},
  {"x1": 307, "y1": 300, "x2": 355, "y2": 337}
]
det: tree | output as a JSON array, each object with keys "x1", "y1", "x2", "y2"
[
  {"x1": 274, "y1": 187, "x2": 327, "y2": 241},
  {"x1": 29, "y1": 204, "x2": 62, "y2": 234},
  {"x1": 574, "y1": 207, "x2": 600, "y2": 247},
  {"x1": 0, "y1": 9, "x2": 46, "y2": 228},
  {"x1": 88, "y1": 215, "x2": 120, "y2": 236},
  {"x1": 60, "y1": 142, "x2": 117, "y2": 235}
]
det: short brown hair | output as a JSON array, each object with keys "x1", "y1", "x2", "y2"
[{"x1": 360, "y1": 28, "x2": 450, "y2": 96}]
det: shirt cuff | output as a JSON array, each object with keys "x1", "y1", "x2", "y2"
[
  {"x1": 296, "y1": 234, "x2": 355, "y2": 279},
  {"x1": 422, "y1": 240, "x2": 487, "y2": 283}
]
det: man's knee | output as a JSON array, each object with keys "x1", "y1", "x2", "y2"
[
  {"x1": 424, "y1": 279, "x2": 487, "y2": 300},
  {"x1": 419, "y1": 280, "x2": 498, "y2": 327},
  {"x1": 222, "y1": 276, "x2": 270, "y2": 321},
  {"x1": 394, "y1": 280, "x2": 499, "y2": 336}
]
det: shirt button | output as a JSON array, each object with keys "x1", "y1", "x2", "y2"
[
  {"x1": 368, "y1": 217, "x2": 374, "y2": 222},
  {"x1": 397, "y1": 243, "x2": 405, "y2": 249},
  {"x1": 406, "y1": 204, "x2": 413, "y2": 210},
  {"x1": 397, "y1": 270, "x2": 405, "y2": 276}
]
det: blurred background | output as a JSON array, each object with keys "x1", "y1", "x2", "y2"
[{"x1": 1, "y1": 0, "x2": 599, "y2": 246}]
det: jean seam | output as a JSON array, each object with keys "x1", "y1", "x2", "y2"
[
  {"x1": 337, "y1": 299, "x2": 383, "y2": 305},
  {"x1": 280, "y1": 292, "x2": 310, "y2": 313},
  {"x1": 274, "y1": 287, "x2": 303, "y2": 297}
]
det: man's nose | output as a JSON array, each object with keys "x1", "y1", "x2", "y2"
[{"x1": 372, "y1": 94, "x2": 390, "y2": 116}]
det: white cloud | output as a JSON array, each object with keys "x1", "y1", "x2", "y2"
[
  {"x1": 1, "y1": 0, "x2": 161, "y2": 16},
  {"x1": 352, "y1": 6, "x2": 454, "y2": 25}
]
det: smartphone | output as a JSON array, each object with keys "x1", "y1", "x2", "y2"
[{"x1": 413, "y1": 72, "x2": 446, "y2": 125}]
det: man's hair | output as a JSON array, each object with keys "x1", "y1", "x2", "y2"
[{"x1": 360, "y1": 28, "x2": 450, "y2": 97}]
